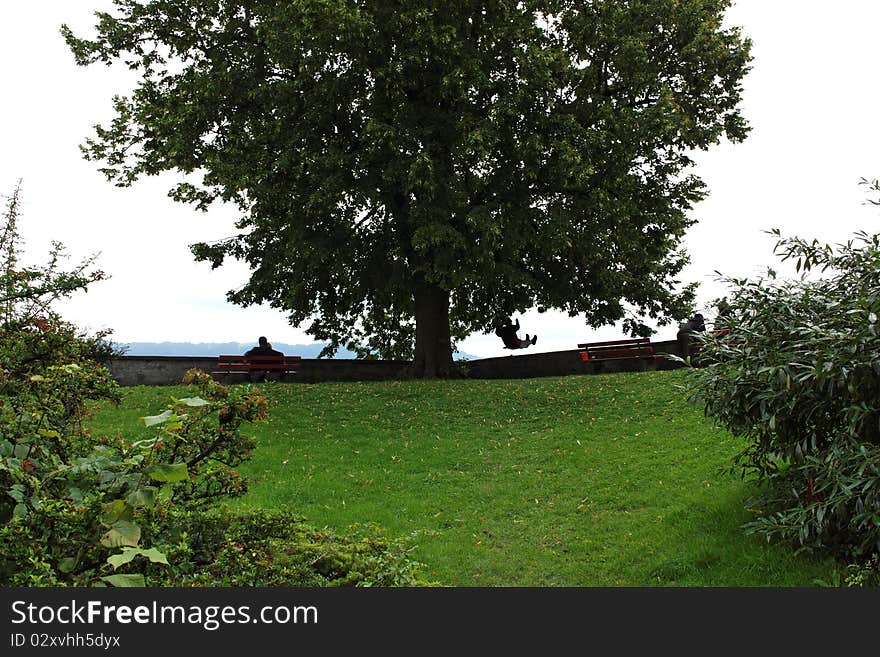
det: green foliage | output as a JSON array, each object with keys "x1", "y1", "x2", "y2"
[
  {"x1": 844, "y1": 554, "x2": 880, "y2": 587},
  {"x1": 1, "y1": 184, "x2": 426, "y2": 587},
  {"x1": 684, "y1": 215, "x2": 880, "y2": 560},
  {"x1": 64, "y1": 0, "x2": 751, "y2": 374},
  {"x1": 1, "y1": 366, "x2": 270, "y2": 585},
  {"x1": 154, "y1": 511, "x2": 428, "y2": 587},
  {"x1": 1, "y1": 502, "x2": 428, "y2": 587},
  {"x1": 1, "y1": 183, "x2": 121, "y2": 524}
]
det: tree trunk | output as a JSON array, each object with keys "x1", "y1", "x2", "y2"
[{"x1": 412, "y1": 279, "x2": 452, "y2": 378}]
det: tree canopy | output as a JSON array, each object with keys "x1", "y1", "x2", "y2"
[{"x1": 64, "y1": 0, "x2": 751, "y2": 376}]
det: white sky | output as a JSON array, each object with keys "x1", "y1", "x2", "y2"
[{"x1": 2, "y1": 1, "x2": 879, "y2": 358}]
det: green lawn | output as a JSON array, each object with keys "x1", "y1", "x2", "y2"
[{"x1": 89, "y1": 369, "x2": 837, "y2": 586}]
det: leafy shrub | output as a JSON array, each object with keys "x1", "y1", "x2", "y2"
[
  {"x1": 159, "y1": 512, "x2": 430, "y2": 587},
  {"x1": 1, "y1": 184, "x2": 427, "y2": 587},
  {"x1": 0, "y1": 505, "x2": 429, "y2": 587},
  {"x1": 1, "y1": 183, "x2": 121, "y2": 524},
  {"x1": 844, "y1": 554, "x2": 880, "y2": 587},
  {"x1": 684, "y1": 214, "x2": 880, "y2": 561}
]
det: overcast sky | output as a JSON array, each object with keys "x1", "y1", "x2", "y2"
[{"x1": 2, "y1": 1, "x2": 879, "y2": 358}]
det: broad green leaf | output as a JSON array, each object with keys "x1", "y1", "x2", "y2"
[
  {"x1": 100, "y1": 520, "x2": 141, "y2": 548},
  {"x1": 130, "y1": 437, "x2": 159, "y2": 450},
  {"x1": 106, "y1": 548, "x2": 139, "y2": 569},
  {"x1": 139, "y1": 547, "x2": 169, "y2": 565},
  {"x1": 58, "y1": 557, "x2": 78, "y2": 574},
  {"x1": 157, "y1": 483, "x2": 175, "y2": 500},
  {"x1": 141, "y1": 409, "x2": 173, "y2": 427},
  {"x1": 148, "y1": 462, "x2": 188, "y2": 482},
  {"x1": 127, "y1": 487, "x2": 158, "y2": 509},
  {"x1": 107, "y1": 548, "x2": 169, "y2": 570},
  {"x1": 177, "y1": 396, "x2": 210, "y2": 407},
  {"x1": 100, "y1": 574, "x2": 145, "y2": 588},
  {"x1": 13, "y1": 503, "x2": 28, "y2": 518},
  {"x1": 101, "y1": 499, "x2": 131, "y2": 526},
  {"x1": 9, "y1": 483, "x2": 26, "y2": 503}
]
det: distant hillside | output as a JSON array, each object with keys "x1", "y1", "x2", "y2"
[
  {"x1": 119, "y1": 342, "x2": 476, "y2": 360},
  {"x1": 120, "y1": 342, "x2": 357, "y2": 358}
]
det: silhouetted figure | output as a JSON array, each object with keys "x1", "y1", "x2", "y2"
[
  {"x1": 245, "y1": 336, "x2": 283, "y2": 357},
  {"x1": 495, "y1": 316, "x2": 537, "y2": 349},
  {"x1": 715, "y1": 297, "x2": 734, "y2": 327},
  {"x1": 677, "y1": 313, "x2": 706, "y2": 359},
  {"x1": 244, "y1": 336, "x2": 284, "y2": 382}
]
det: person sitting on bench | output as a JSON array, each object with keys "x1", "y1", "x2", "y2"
[
  {"x1": 676, "y1": 313, "x2": 706, "y2": 359},
  {"x1": 495, "y1": 316, "x2": 537, "y2": 349},
  {"x1": 245, "y1": 336, "x2": 284, "y2": 357},
  {"x1": 244, "y1": 336, "x2": 284, "y2": 381}
]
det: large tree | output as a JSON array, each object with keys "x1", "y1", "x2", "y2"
[{"x1": 64, "y1": 0, "x2": 751, "y2": 377}]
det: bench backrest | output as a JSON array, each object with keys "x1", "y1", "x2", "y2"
[
  {"x1": 216, "y1": 355, "x2": 302, "y2": 371},
  {"x1": 577, "y1": 338, "x2": 653, "y2": 362},
  {"x1": 577, "y1": 337, "x2": 651, "y2": 349}
]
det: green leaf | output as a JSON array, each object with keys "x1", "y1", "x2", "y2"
[
  {"x1": 9, "y1": 483, "x2": 26, "y2": 503},
  {"x1": 139, "y1": 547, "x2": 169, "y2": 565},
  {"x1": 107, "y1": 546, "x2": 167, "y2": 570},
  {"x1": 177, "y1": 396, "x2": 210, "y2": 407},
  {"x1": 58, "y1": 557, "x2": 79, "y2": 574},
  {"x1": 101, "y1": 499, "x2": 132, "y2": 526},
  {"x1": 130, "y1": 437, "x2": 160, "y2": 450},
  {"x1": 148, "y1": 462, "x2": 188, "y2": 482},
  {"x1": 106, "y1": 548, "x2": 139, "y2": 569},
  {"x1": 157, "y1": 483, "x2": 175, "y2": 500},
  {"x1": 100, "y1": 574, "x2": 145, "y2": 587},
  {"x1": 141, "y1": 409, "x2": 173, "y2": 427},
  {"x1": 100, "y1": 520, "x2": 141, "y2": 548},
  {"x1": 127, "y1": 487, "x2": 158, "y2": 509},
  {"x1": 13, "y1": 503, "x2": 28, "y2": 518}
]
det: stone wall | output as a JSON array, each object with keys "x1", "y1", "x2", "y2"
[
  {"x1": 107, "y1": 355, "x2": 411, "y2": 387},
  {"x1": 107, "y1": 339, "x2": 685, "y2": 387},
  {"x1": 107, "y1": 356, "x2": 217, "y2": 387},
  {"x1": 464, "y1": 339, "x2": 683, "y2": 379}
]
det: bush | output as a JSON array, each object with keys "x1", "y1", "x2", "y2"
[
  {"x1": 844, "y1": 554, "x2": 880, "y2": 587},
  {"x1": 684, "y1": 215, "x2": 880, "y2": 562},
  {"x1": 0, "y1": 184, "x2": 427, "y2": 587},
  {"x1": 0, "y1": 504, "x2": 429, "y2": 587}
]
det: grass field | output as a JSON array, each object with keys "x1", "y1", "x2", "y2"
[{"x1": 89, "y1": 369, "x2": 838, "y2": 586}]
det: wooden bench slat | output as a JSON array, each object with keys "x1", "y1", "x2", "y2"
[
  {"x1": 211, "y1": 354, "x2": 302, "y2": 379},
  {"x1": 577, "y1": 337, "x2": 651, "y2": 349},
  {"x1": 588, "y1": 347, "x2": 653, "y2": 357},
  {"x1": 215, "y1": 362, "x2": 301, "y2": 368},
  {"x1": 578, "y1": 338, "x2": 656, "y2": 363}
]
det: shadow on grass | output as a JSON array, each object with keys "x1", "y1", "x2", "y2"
[{"x1": 641, "y1": 489, "x2": 837, "y2": 587}]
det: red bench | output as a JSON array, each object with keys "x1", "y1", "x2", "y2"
[
  {"x1": 211, "y1": 354, "x2": 302, "y2": 381},
  {"x1": 577, "y1": 338, "x2": 655, "y2": 363}
]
